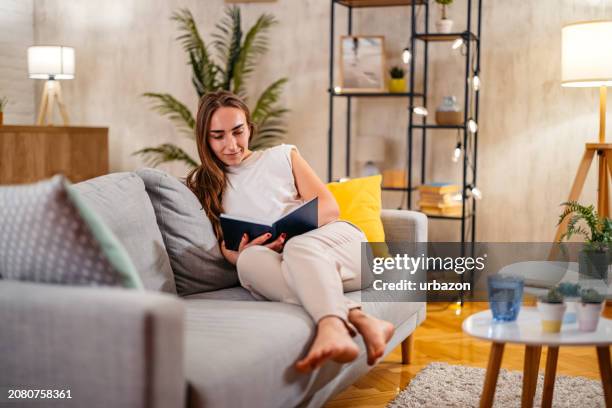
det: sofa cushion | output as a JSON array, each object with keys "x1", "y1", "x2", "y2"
[
  {"x1": 136, "y1": 168, "x2": 238, "y2": 296},
  {"x1": 183, "y1": 286, "x2": 257, "y2": 301},
  {"x1": 182, "y1": 295, "x2": 424, "y2": 408},
  {"x1": 0, "y1": 175, "x2": 142, "y2": 288},
  {"x1": 73, "y1": 172, "x2": 176, "y2": 293}
]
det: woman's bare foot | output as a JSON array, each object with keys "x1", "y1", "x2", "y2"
[
  {"x1": 348, "y1": 309, "x2": 395, "y2": 365},
  {"x1": 295, "y1": 316, "x2": 359, "y2": 373}
]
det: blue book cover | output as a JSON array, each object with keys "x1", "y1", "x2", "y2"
[{"x1": 220, "y1": 197, "x2": 318, "y2": 251}]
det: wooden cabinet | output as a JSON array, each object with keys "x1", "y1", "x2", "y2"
[{"x1": 0, "y1": 125, "x2": 109, "y2": 184}]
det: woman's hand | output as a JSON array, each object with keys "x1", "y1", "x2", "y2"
[{"x1": 221, "y1": 232, "x2": 287, "y2": 265}]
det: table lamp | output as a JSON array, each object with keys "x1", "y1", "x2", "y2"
[
  {"x1": 28, "y1": 45, "x2": 75, "y2": 125},
  {"x1": 554, "y1": 21, "x2": 612, "y2": 242}
]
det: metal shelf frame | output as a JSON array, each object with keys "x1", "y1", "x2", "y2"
[{"x1": 326, "y1": 0, "x2": 482, "y2": 249}]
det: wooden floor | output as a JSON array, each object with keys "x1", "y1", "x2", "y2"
[{"x1": 325, "y1": 300, "x2": 612, "y2": 408}]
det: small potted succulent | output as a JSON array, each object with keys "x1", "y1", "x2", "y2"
[
  {"x1": 537, "y1": 287, "x2": 566, "y2": 333},
  {"x1": 0, "y1": 96, "x2": 7, "y2": 126},
  {"x1": 577, "y1": 288, "x2": 605, "y2": 332},
  {"x1": 435, "y1": 0, "x2": 454, "y2": 33},
  {"x1": 389, "y1": 66, "x2": 406, "y2": 93},
  {"x1": 558, "y1": 201, "x2": 612, "y2": 283},
  {"x1": 556, "y1": 282, "x2": 581, "y2": 323}
]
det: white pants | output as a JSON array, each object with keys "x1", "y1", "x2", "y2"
[{"x1": 236, "y1": 220, "x2": 367, "y2": 333}]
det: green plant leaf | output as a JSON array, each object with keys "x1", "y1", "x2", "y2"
[
  {"x1": 172, "y1": 8, "x2": 205, "y2": 54},
  {"x1": 173, "y1": 8, "x2": 220, "y2": 94},
  {"x1": 142, "y1": 93, "x2": 196, "y2": 137},
  {"x1": 233, "y1": 13, "x2": 277, "y2": 96},
  {"x1": 251, "y1": 78, "x2": 288, "y2": 124},
  {"x1": 213, "y1": 6, "x2": 242, "y2": 91},
  {"x1": 133, "y1": 143, "x2": 199, "y2": 168}
]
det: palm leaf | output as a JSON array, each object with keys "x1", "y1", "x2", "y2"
[
  {"x1": 250, "y1": 79, "x2": 289, "y2": 149},
  {"x1": 173, "y1": 8, "x2": 220, "y2": 94},
  {"x1": 133, "y1": 143, "x2": 199, "y2": 168},
  {"x1": 251, "y1": 78, "x2": 288, "y2": 124},
  {"x1": 233, "y1": 13, "x2": 277, "y2": 96},
  {"x1": 213, "y1": 6, "x2": 242, "y2": 91},
  {"x1": 142, "y1": 93, "x2": 196, "y2": 137},
  {"x1": 172, "y1": 8, "x2": 205, "y2": 54},
  {"x1": 189, "y1": 49, "x2": 220, "y2": 96}
]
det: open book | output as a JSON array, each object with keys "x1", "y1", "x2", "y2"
[{"x1": 220, "y1": 197, "x2": 318, "y2": 251}]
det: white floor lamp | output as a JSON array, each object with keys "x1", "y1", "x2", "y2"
[{"x1": 27, "y1": 46, "x2": 75, "y2": 126}]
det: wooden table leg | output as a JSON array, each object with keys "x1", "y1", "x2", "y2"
[
  {"x1": 522, "y1": 345, "x2": 542, "y2": 408},
  {"x1": 596, "y1": 346, "x2": 612, "y2": 407},
  {"x1": 541, "y1": 346, "x2": 559, "y2": 408},
  {"x1": 479, "y1": 342, "x2": 505, "y2": 408}
]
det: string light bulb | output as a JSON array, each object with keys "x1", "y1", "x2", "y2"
[
  {"x1": 472, "y1": 74, "x2": 481, "y2": 91},
  {"x1": 452, "y1": 142, "x2": 461, "y2": 162},
  {"x1": 334, "y1": 86, "x2": 342, "y2": 94},
  {"x1": 413, "y1": 106, "x2": 428, "y2": 116},
  {"x1": 471, "y1": 186, "x2": 483, "y2": 200},
  {"x1": 467, "y1": 118, "x2": 478, "y2": 133},
  {"x1": 452, "y1": 38, "x2": 464, "y2": 50},
  {"x1": 402, "y1": 47, "x2": 412, "y2": 64}
]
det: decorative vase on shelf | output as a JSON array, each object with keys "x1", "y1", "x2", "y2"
[
  {"x1": 389, "y1": 79, "x2": 406, "y2": 93},
  {"x1": 361, "y1": 161, "x2": 381, "y2": 177},
  {"x1": 436, "y1": 18, "x2": 453, "y2": 33},
  {"x1": 435, "y1": 0, "x2": 454, "y2": 33},
  {"x1": 435, "y1": 96, "x2": 463, "y2": 125},
  {"x1": 388, "y1": 66, "x2": 406, "y2": 93}
]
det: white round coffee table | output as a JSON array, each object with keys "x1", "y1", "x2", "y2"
[{"x1": 462, "y1": 307, "x2": 612, "y2": 408}]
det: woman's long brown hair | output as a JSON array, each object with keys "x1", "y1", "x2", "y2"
[{"x1": 185, "y1": 91, "x2": 255, "y2": 243}]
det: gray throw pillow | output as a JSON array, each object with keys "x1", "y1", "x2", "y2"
[
  {"x1": 0, "y1": 175, "x2": 142, "y2": 288},
  {"x1": 72, "y1": 172, "x2": 177, "y2": 293},
  {"x1": 136, "y1": 168, "x2": 238, "y2": 296}
]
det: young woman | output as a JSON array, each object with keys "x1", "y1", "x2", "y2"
[{"x1": 186, "y1": 91, "x2": 394, "y2": 373}]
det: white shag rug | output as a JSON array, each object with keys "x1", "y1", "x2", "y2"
[{"x1": 387, "y1": 362, "x2": 605, "y2": 408}]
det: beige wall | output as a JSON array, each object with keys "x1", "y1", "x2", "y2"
[
  {"x1": 11, "y1": 0, "x2": 612, "y2": 241},
  {"x1": 0, "y1": 0, "x2": 35, "y2": 124}
]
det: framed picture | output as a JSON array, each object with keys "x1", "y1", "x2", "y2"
[{"x1": 339, "y1": 35, "x2": 386, "y2": 92}]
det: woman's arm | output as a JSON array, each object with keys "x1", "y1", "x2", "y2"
[{"x1": 291, "y1": 149, "x2": 340, "y2": 227}]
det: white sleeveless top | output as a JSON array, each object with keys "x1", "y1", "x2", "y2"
[{"x1": 222, "y1": 144, "x2": 304, "y2": 222}]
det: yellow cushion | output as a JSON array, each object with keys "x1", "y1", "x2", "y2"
[{"x1": 326, "y1": 175, "x2": 386, "y2": 256}]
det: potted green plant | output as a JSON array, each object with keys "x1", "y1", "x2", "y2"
[
  {"x1": 558, "y1": 201, "x2": 612, "y2": 283},
  {"x1": 389, "y1": 66, "x2": 406, "y2": 93},
  {"x1": 537, "y1": 287, "x2": 566, "y2": 333},
  {"x1": 136, "y1": 7, "x2": 288, "y2": 168},
  {"x1": 577, "y1": 288, "x2": 605, "y2": 332},
  {"x1": 435, "y1": 0, "x2": 454, "y2": 33},
  {"x1": 0, "y1": 96, "x2": 7, "y2": 126},
  {"x1": 556, "y1": 282, "x2": 581, "y2": 323}
]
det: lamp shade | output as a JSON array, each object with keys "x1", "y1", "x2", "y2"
[
  {"x1": 27, "y1": 46, "x2": 75, "y2": 80},
  {"x1": 562, "y1": 21, "x2": 612, "y2": 87}
]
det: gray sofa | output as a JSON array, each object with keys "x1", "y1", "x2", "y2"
[{"x1": 0, "y1": 172, "x2": 427, "y2": 408}]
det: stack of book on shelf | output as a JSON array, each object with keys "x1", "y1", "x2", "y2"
[{"x1": 418, "y1": 183, "x2": 462, "y2": 216}]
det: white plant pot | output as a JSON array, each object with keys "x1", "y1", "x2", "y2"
[
  {"x1": 577, "y1": 302, "x2": 604, "y2": 332},
  {"x1": 537, "y1": 301, "x2": 566, "y2": 333},
  {"x1": 436, "y1": 19, "x2": 454, "y2": 34}
]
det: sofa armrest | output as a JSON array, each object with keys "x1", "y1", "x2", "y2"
[
  {"x1": 0, "y1": 281, "x2": 185, "y2": 408},
  {"x1": 381, "y1": 209, "x2": 428, "y2": 242}
]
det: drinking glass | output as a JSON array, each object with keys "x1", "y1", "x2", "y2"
[{"x1": 487, "y1": 275, "x2": 524, "y2": 322}]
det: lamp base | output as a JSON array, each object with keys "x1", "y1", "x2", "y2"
[
  {"x1": 553, "y1": 143, "x2": 612, "y2": 244},
  {"x1": 36, "y1": 80, "x2": 70, "y2": 126}
]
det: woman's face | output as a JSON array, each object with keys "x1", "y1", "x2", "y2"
[{"x1": 207, "y1": 106, "x2": 251, "y2": 166}]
